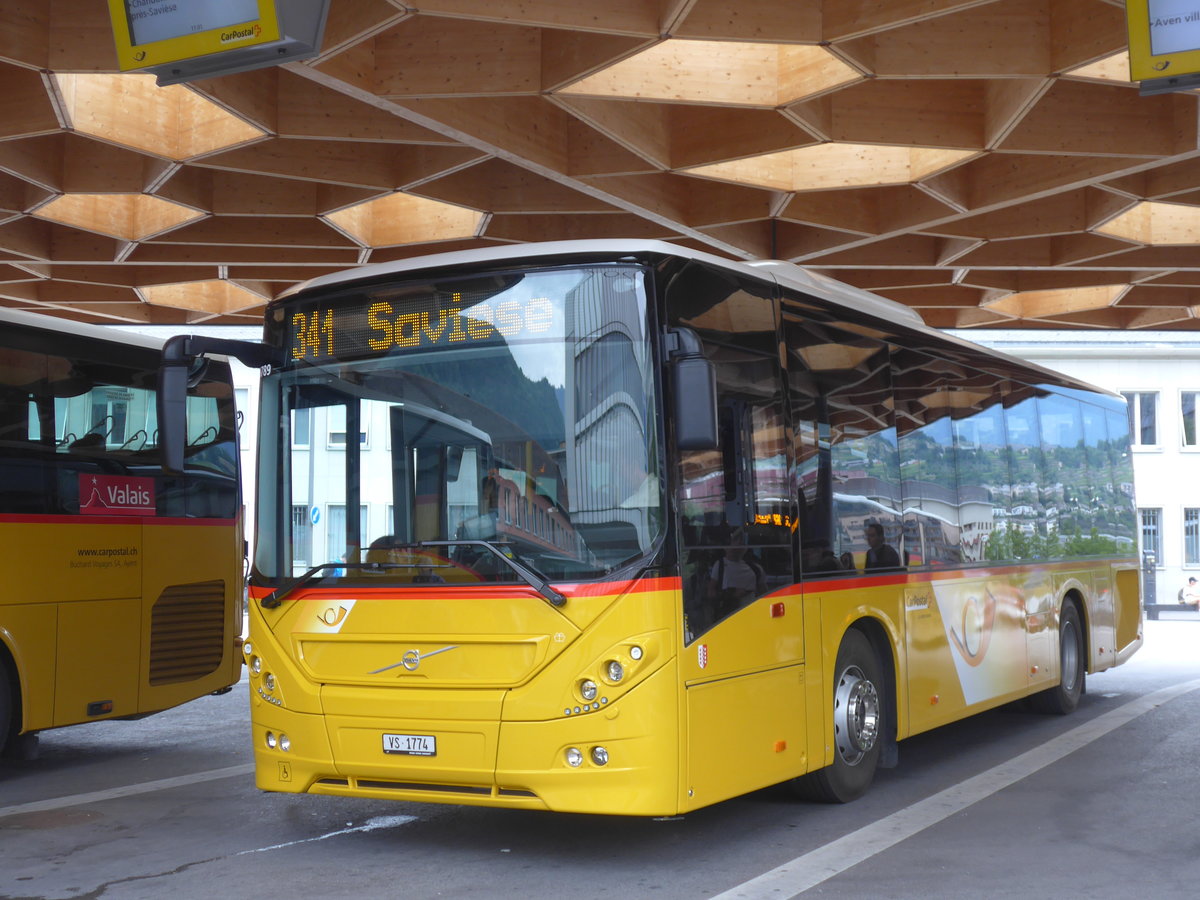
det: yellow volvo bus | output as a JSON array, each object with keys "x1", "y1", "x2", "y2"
[
  {"x1": 0, "y1": 310, "x2": 244, "y2": 759},
  {"x1": 162, "y1": 241, "x2": 1141, "y2": 814}
]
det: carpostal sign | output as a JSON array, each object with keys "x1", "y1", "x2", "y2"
[
  {"x1": 1127, "y1": 0, "x2": 1200, "y2": 82},
  {"x1": 107, "y1": 0, "x2": 280, "y2": 71}
]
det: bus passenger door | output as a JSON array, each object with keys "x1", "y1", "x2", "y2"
[{"x1": 667, "y1": 270, "x2": 803, "y2": 807}]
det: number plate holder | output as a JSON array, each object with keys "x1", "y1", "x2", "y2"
[{"x1": 382, "y1": 733, "x2": 437, "y2": 756}]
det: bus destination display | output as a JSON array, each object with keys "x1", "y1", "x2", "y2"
[{"x1": 285, "y1": 294, "x2": 558, "y2": 362}]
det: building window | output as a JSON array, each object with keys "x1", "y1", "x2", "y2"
[
  {"x1": 1140, "y1": 508, "x2": 1162, "y2": 566},
  {"x1": 1186, "y1": 509, "x2": 1200, "y2": 566},
  {"x1": 327, "y1": 405, "x2": 368, "y2": 448},
  {"x1": 327, "y1": 504, "x2": 369, "y2": 561},
  {"x1": 1182, "y1": 392, "x2": 1200, "y2": 447},
  {"x1": 291, "y1": 505, "x2": 311, "y2": 567},
  {"x1": 1121, "y1": 391, "x2": 1158, "y2": 446},
  {"x1": 292, "y1": 408, "x2": 311, "y2": 448}
]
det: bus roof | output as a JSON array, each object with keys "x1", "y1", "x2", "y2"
[
  {"x1": 0, "y1": 307, "x2": 165, "y2": 353},
  {"x1": 278, "y1": 240, "x2": 923, "y2": 326},
  {"x1": 276, "y1": 239, "x2": 1119, "y2": 401}
]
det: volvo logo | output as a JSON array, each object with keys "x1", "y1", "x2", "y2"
[{"x1": 369, "y1": 645, "x2": 458, "y2": 674}]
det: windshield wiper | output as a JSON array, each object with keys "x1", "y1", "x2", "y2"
[
  {"x1": 416, "y1": 540, "x2": 567, "y2": 608},
  {"x1": 259, "y1": 560, "x2": 402, "y2": 609}
]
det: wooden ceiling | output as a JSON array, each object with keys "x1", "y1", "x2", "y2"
[{"x1": 4, "y1": 0, "x2": 1200, "y2": 330}]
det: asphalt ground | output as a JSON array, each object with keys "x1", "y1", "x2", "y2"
[{"x1": 1, "y1": 614, "x2": 1197, "y2": 900}]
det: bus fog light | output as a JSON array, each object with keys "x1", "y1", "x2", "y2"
[
  {"x1": 565, "y1": 747, "x2": 583, "y2": 767},
  {"x1": 579, "y1": 679, "x2": 597, "y2": 702},
  {"x1": 606, "y1": 660, "x2": 624, "y2": 682},
  {"x1": 279, "y1": 734, "x2": 290, "y2": 752},
  {"x1": 591, "y1": 746, "x2": 609, "y2": 766},
  {"x1": 264, "y1": 673, "x2": 276, "y2": 691},
  {"x1": 266, "y1": 731, "x2": 277, "y2": 749},
  {"x1": 629, "y1": 646, "x2": 643, "y2": 661},
  {"x1": 251, "y1": 656, "x2": 262, "y2": 674}
]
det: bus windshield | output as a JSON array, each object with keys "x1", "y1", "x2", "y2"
[{"x1": 254, "y1": 264, "x2": 663, "y2": 585}]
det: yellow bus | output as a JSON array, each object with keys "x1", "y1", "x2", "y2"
[
  {"x1": 0, "y1": 310, "x2": 244, "y2": 759},
  {"x1": 162, "y1": 241, "x2": 1141, "y2": 814}
]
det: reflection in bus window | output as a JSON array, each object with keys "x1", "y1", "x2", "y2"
[{"x1": 784, "y1": 311, "x2": 899, "y2": 578}]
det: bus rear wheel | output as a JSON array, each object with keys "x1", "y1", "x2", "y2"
[
  {"x1": 1031, "y1": 599, "x2": 1085, "y2": 715},
  {"x1": 792, "y1": 629, "x2": 883, "y2": 803}
]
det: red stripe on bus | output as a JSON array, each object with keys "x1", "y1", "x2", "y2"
[
  {"x1": 799, "y1": 557, "x2": 1136, "y2": 592},
  {"x1": 247, "y1": 575, "x2": 684, "y2": 602},
  {"x1": 0, "y1": 514, "x2": 237, "y2": 527}
]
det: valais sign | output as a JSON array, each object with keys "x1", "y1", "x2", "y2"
[{"x1": 79, "y1": 474, "x2": 157, "y2": 517}]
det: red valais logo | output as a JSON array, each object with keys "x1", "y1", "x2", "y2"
[{"x1": 79, "y1": 474, "x2": 156, "y2": 517}]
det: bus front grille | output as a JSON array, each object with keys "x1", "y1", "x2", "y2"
[{"x1": 149, "y1": 580, "x2": 226, "y2": 685}]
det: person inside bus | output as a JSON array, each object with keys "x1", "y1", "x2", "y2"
[
  {"x1": 457, "y1": 473, "x2": 500, "y2": 540},
  {"x1": 863, "y1": 521, "x2": 902, "y2": 572},
  {"x1": 366, "y1": 534, "x2": 399, "y2": 564},
  {"x1": 708, "y1": 528, "x2": 765, "y2": 616}
]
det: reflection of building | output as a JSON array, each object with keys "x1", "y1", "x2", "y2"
[
  {"x1": 564, "y1": 270, "x2": 655, "y2": 561},
  {"x1": 959, "y1": 330, "x2": 1200, "y2": 606}
]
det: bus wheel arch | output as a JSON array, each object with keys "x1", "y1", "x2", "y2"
[
  {"x1": 793, "y1": 621, "x2": 894, "y2": 803},
  {"x1": 1031, "y1": 594, "x2": 1086, "y2": 716}
]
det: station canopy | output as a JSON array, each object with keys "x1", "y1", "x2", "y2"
[{"x1": 3, "y1": 0, "x2": 1200, "y2": 330}]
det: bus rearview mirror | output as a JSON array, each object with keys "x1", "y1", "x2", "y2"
[{"x1": 674, "y1": 356, "x2": 718, "y2": 451}]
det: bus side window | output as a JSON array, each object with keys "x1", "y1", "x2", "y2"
[{"x1": 783, "y1": 309, "x2": 899, "y2": 579}]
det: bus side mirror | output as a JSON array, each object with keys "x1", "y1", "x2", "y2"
[
  {"x1": 158, "y1": 337, "x2": 192, "y2": 475},
  {"x1": 668, "y1": 329, "x2": 718, "y2": 451},
  {"x1": 158, "y1": 333, "x2": 280, "y2": 475}
]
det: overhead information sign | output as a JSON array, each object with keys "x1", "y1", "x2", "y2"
[
  {"x1": 1127, "y1": 0, "x2": 1200, "y2": 88},
  {"x1": 108, "y1": 0, "x2": 280, "y2": 70},
  {"x1": 108, "y1": 0, "x2": 327, "y2": 86}
]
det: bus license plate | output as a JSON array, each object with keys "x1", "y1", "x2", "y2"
[{"x1": 383, "y1": 733, "x2": 436, "y2": 756}]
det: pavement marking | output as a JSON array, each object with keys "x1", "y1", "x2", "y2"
[
  {"x1": 711, "y1": 678, "x2": 1200, "y2": 900},
  {"x1": 0, "y1": 763, "x2": 255, "y2": 820},
  {"x1": 238, "y1": 815, "x2": 417, "y2": 854}
]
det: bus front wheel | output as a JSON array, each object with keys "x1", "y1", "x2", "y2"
[
  {"x1": 792, "y1": 629, "x2": 883, "y2": 803},
  {"x1": 1031, "y1": 599, "x2": 1085, "y2": 715},
  {"x1": 0, "y1": 661, "x2": 11, "y2": 756}
]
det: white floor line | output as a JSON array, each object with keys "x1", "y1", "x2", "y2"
[
  {"x1": 238, "y1": 815, "x2": 417, "y2": 854},
  {"x1": 711, "y1": 678, "x2": 1200, "y2": 900},
  {"x1": 0, "y1": 763, "x2": 255, "y2": 820}
]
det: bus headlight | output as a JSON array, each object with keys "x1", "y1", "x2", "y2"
[
  {"x1": 591, "y1": 746, "x2": 609, "y2": 766},
  {"x1": 579, "y1": 679, "x2": 598, "y2": 702},
  {"x1": 250, "y1": 656, "x2": 262, "y2": 675},
  {"x1": 266, "y1": 731, "x2": 277, "y2": 749},
  {"x1": 264, "y1": 673, "x2": 276, "y2": 691},
  {"x1": 279, "y1": 734, "x2": 291, "y2": 752},
  {"x1": 565, "y1": 747, "x2": 584, "y2": 768},
  {"x1": 605, "y1": 660, "x2": 624, "y2": 683}
]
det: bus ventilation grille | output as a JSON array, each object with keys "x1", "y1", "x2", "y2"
[{"x1": 149, "y1": 580, "x2": 226, "y2": 685}]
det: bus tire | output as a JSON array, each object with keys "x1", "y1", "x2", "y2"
[
  {"x1": 1031, "y1": 599, "x2": 1085, "y2": 715},
  {"x1": 792, "y1": 629, "x2": 883, "y2": 803},
  {"x1": 0, "y1": 659, "x2": 11, "y2": 756}
]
